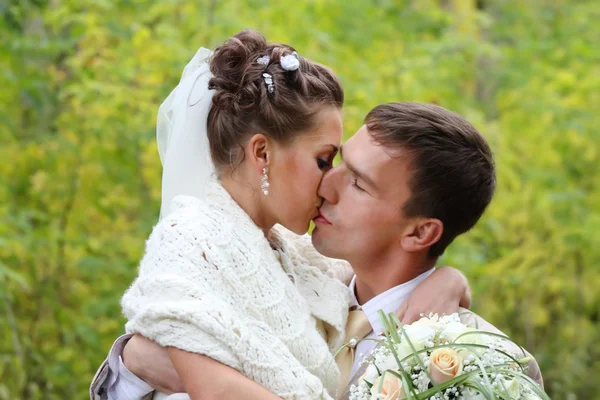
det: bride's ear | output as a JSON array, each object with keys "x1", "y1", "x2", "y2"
[{"x1": 247, "y1": 133, "x2": 271, "y2": 172}]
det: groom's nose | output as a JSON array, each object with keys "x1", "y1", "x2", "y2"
[{"x1": 318, "y1": 166, "x2": 341, "y2": 204}]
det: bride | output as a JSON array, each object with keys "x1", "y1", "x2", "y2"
[{"x1": 110, "y1": 30, "x2": 468, "y2": 400}]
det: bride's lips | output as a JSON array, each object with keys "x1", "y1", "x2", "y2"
[{"x1": 313, "y1": 209, "x2": 331, "y2": 225}]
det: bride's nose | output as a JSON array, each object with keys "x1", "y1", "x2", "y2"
[{"x1": 317, "y1": 166, "x2": 341, "y2": 204}]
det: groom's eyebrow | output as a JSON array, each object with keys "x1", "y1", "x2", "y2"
[{"x1": 339, "y1": 146, "x2": 376, "y2": 189}]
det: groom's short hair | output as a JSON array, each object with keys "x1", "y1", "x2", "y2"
[{"x1": 365, "y1": 102, "x2": 496, "y2": 258}]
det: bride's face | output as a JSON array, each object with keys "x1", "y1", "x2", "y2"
[{"x1": 267, "y1": 107, "x2": 343, "y2": 234}]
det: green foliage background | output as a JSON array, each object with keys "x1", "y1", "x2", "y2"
[{"x1": 1, "y1": 0, "x2": 598, "y2": 398}]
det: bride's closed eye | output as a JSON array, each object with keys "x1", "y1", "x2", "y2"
[
  {"x1": 317, "y1": 157, "x2": 332, "y2": 170},
  {"x1": 317, "y1": 151, "x2": 336, "y2": 171}
]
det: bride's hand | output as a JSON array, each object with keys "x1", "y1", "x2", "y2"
[{"x1": 395, "y1": 266, "x2": 471, "y2": 325}]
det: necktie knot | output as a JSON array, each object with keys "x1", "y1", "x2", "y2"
[{"x1": 345, "y1": 309, "x2": 372, "y2": 343}]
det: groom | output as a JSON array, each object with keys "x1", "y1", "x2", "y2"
[
  {"x1": 311, "y1": 103, "x2": 543, "y2": 397},
  {"x1": 91, "y1": 102, "x2": 542, "y2": 399}
]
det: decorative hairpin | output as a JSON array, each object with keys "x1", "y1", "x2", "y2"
[
  {"x1": 256, "y1": 55, "x2": 270, "y2": 65},
  {"x1": 257, "y1": 52, "x2": 300, "y2": 95},
  {"x1": 256, "y1": 52, "x2": 300, "y2": 71},
  {"x1": 262, "y1": 73, "x2": 275, "y2": 94},
  {"x1": 280, "y1": 51, "x2": 300, "y2": 71}
]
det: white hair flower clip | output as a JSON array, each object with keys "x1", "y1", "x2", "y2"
[
  {"x1": 280, "y1": 51, "x2": 300, "y2": 71},
  {"x1": 256, "y1": 55, "x2": 270, "y2": 65}
]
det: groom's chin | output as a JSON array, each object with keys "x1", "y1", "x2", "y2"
[{"x1": 311, "y1": 228, "x2": 336, "y2": 258}]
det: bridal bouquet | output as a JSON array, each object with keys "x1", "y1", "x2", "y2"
[{"x1": 348, "y1": 312, "x2": 549, "y2": 400}]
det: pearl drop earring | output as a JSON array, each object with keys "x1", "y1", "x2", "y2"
[{"x1": 261, "y1": 168, "x2": 270, "y2": 196}]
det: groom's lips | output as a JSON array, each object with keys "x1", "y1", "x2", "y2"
[{"x1": 313, "y1": 210, "x2": 331, "y2": 225}]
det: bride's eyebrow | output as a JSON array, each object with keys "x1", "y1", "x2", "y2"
[
  {"x1": 322, "y1": 144, "x2": 339, "y2": 153},
  {"x1": 320, "y1": 144, "x2": 339, "y2": 157}
]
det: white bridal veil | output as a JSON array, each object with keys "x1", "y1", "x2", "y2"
[{"x1": 156, "y1": 47, "x2": 216, "y2": 219}]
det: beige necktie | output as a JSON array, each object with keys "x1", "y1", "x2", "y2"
[{"x1": 335, "y1": 309, "x2": 372, "y2": 396}]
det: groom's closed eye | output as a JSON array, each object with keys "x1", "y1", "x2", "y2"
[
  {"x1": 352, "y1": 178, "x2": 366, "y2": 192},
  {"x1": 339, "y1": 145, "x2": 376, "y2": 191}
]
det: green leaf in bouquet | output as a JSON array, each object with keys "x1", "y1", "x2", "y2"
[
  {"x1": 389, "y1": 312, "x2": 435, "y2": 385},
  {"x1": 497, "y1": 376, "x2": 515, "y2": 400},
  {"x1": 463, "y1": 380, "x2": 498, "y2": 400},
  {"x1": 458, "y1": 310, "x2": 480, "y2": 329},
  {"x1": 327, "y1": 336, "x2": 388, "y2": 396},
  {"x1": 463, "y1": 347, "x2": 495, "y2": 398},
  {"x1": 495, "y1": 368, "x2": 551, "y2": 400},
  {"x1": 385, "y1": 369, "x2": 419, "y2": 400},
  {"x1": 382, "y1": 340, "x2": 540, "y2": 399},
  {"x1": 453, "y1": 330, "x2": 528, "y2": 358},
  {"x1": 371, "y1": 369, "x2": 418, "y2": 400},
  {"x1": 378, "y1": 310, "x2": 401, "y2": 344},
  {"x1": 376, "y1": 312, "x2": 404, "y2": 373},
  {"x1": 415, "y1": 367, "x2": 501, "y2": 399},
  {"x1": 452, "y1": 330, "x2": 529, "y2": 375},
  {"x1": 376, "y1": 311, "x2": 421, "y2": 398},
  {"x1": 411, "y1": 363, "x2": 549, "y2": 400},
  {"x1": 396, "y1": 343, "x2": 526, "y2": 376}
]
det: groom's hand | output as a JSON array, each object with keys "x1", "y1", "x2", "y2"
[
  {"x1": 123, "y1": 334, "x2": 185, "y2": 394},
  {"x1": 395, "y1": 266, "x2": 471, "y2": 325}
]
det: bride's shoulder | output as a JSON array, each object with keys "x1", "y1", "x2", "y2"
[
  {"x1": 273, "y1": 225, "x2": 353, "y2": 285},
  {"x1": 153, "y1": 195, "x2": 222, "y2": 238},
  {"x1": 145, "y1": 200, "x2": 238, "y2": 263},
  {"x1": 168, "y1": 195, "x2": 206, "y2": 216}
]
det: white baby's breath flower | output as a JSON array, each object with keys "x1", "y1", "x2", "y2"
[
  {"x1": 375, "y1": 352, "x2": 399, "y2": 372},
  {"x1": 439, "y1": 313, "x2": 461, "y2": 325}
]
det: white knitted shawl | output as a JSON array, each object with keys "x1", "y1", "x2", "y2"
[{"x1": 122, "y1": 181, "x2": 353, "y2": 399}]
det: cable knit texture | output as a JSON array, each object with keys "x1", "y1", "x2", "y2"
[{"x1": 122, "y1": 181, "x2": 353, "y2": 399}]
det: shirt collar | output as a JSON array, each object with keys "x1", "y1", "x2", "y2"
[{"x1": 348, "y1": 268, "x2": 435, "y2": 335}]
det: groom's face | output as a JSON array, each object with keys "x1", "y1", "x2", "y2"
[{"x1": 312, "y1": 125, "x2": 414, "y2": 261}]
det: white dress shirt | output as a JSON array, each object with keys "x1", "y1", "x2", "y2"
[
  {"x1": 103, "y1": 334, "x2": 153, "y2": 400},
  {"x1": 347, "y1": 268, "x2": 435, "y2": 378},
  {"x1": 105, "y1": 268, "x2": 435, "y2": 398}
]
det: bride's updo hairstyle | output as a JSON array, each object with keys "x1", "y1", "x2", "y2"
[{"x1": 207, "y1": 29, "x2": 344, "y2": 171}]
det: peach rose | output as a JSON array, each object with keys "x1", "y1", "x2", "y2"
[
  {"x1": 370, "y1": 373, "x2": 405, "y2": 400},
  {"x1": 429, "y1": 348, "x2": 463, "y2": 385}
]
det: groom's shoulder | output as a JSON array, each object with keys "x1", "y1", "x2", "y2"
[
  {"x1": 456, "y1": 307, "x2": 507, "y2": 337},
  {"x1": 457, "y1": 308, "x2": 544, "y2": 388}
]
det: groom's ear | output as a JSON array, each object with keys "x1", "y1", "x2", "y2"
[
  {"x1": 247, "y1": 133, "x2": 271, "y2": 171},
  {"x1": 401, "y1": 218, "x2": 443, "y2": 253}
]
